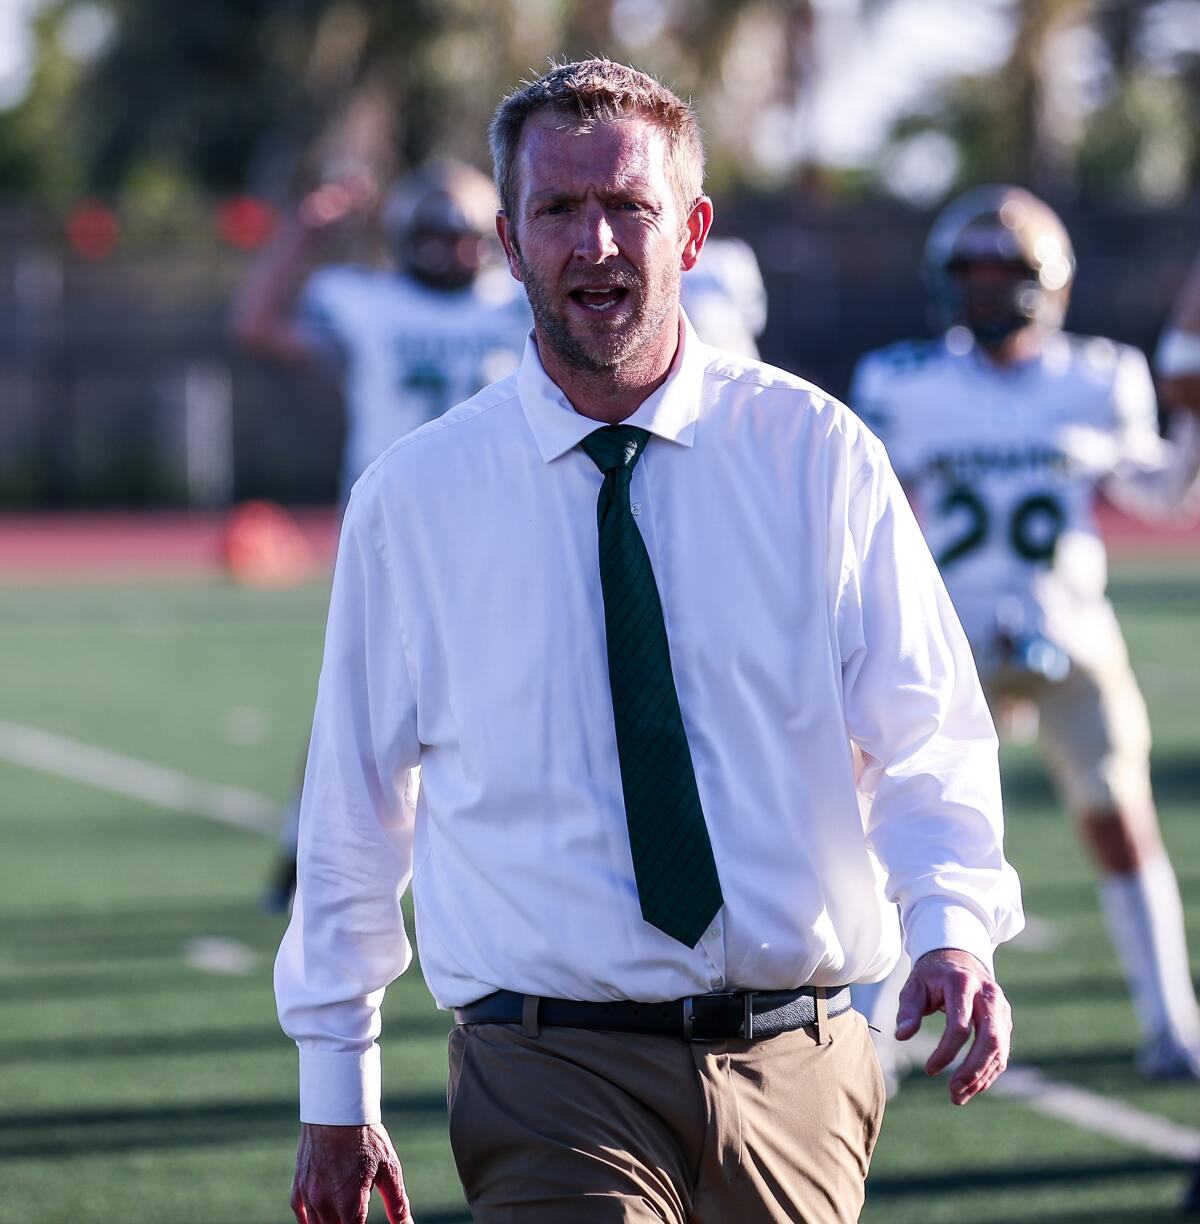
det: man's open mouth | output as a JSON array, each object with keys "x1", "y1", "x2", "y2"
[{"x1": 569, "y1": 286, "x2": 630, "y2": 313}]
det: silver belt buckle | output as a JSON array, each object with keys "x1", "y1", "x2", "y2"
[{"x1": 682, "y1": 991, "x2": 756, "y2": 1041}]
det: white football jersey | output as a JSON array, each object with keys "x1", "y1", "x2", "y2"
[
  {"x1": 300, "y1": 265, "x2": 531, "y2": 495},
  {"x1": 851, "y1": 330, "x2": 1200, "y2": 668}
]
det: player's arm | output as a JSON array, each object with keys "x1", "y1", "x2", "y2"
[
  {"x1": 1103, "y1": 344, "x2": 1200, "y2": 522},
  {"x1": 1157, "y1": 250, "x2": 1200, "y2": 412},
  {"x1": 837, "y1": 437, "x2": 1023, "y2": 1104},
  {"x1": 274, "y1": 480, "x2": 420, "y2": 1221},
  {"x1": 230, "y1": 175, "x2": 376, "y2": 367}
]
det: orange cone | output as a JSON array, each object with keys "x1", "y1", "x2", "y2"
[{"x1": 223, "y1": 501, "x2": 316, "y2": 588}]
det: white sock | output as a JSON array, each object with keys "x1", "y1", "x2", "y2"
[{"x1": 1097, "y1": 854, "x2": 1200, "y2": 1047}]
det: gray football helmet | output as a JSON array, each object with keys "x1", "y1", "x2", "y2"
[
  {"x1": 382, "y1": 159, "x2": 499, "y2": 290},
  {"x1": 925, "y1": 185, "x2": 1075, "y2": 341}
]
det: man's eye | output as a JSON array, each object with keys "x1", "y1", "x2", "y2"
[
  {"x1": 619, "y1": 201, "x2": 645, "y2": 212},
  {"x1": 543, "y1": 203, "x2": 570, "y2": 216}
]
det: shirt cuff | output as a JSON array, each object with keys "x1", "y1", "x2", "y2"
[
  {"x1": 904, "y1": 901, "x2": 997, "y2": 976},
  {"x1": 298, "y1": 1045, "x2": 382, "y2": 1125}
]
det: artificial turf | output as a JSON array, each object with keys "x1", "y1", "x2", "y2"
[{"x1": 0, "y1": 561, "x2": 1196, "y2": 1222}]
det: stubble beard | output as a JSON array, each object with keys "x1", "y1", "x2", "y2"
[{"x1": 515, "y1": 245, "x2": 681, "y2": 379}]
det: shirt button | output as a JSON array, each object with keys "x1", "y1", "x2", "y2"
[
  {"x1": 631, "y1": 502, "x2": 642, "y2": 516},
  {"x1": 708, "y1": 927, "x2": 720, "y2": 939}
]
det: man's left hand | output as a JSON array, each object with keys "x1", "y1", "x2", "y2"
[{"x1": 895, "y1": 948, "x2": 1012, "y2": 1106}]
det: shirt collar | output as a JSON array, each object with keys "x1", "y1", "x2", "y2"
[{"x1": 518, "y1": 311, "x2": 706, "y2": 463}]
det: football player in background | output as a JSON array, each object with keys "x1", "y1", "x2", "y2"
[
  {"x1": 232, "y1": 158, "x2": 531, "y2": 907},
  {"x1": 233, "y1": 158, "x2": 531, "y2": 502},
  {"x1": 1154, "y1": 248, "x2": 1200, "y2": 1216},
  {"x1": 850, "y1": 186, "x2": 1200, "y2": 1090}
]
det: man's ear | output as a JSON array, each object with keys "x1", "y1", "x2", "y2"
[
  {"x1": 680, "y1": 196, "x2": 714, "y2": 272},
  {"x1": 496, "y1": 210, "x2": 524, "y2": 283}
]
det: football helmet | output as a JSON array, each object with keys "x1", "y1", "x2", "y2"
[
  {"x1": 925, "y1": 185, "x2": 1074, "y2": 343},
  {"x1": 382, "y1": 158, "x2": 499, "y2": 290}
]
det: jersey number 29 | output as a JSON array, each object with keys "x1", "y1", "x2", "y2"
[{"x1": 936, "y1": 487, "x2": 1067, "y2": 569}]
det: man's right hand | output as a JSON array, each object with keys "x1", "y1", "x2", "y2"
[
  {"x1": 895, "y1": 948, "x2": 1012, "y2": 1106},
  {"x1": 291, "y1": 1122, "x2": 412, "y2": 1224}
]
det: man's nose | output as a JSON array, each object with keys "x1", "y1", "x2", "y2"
[{"x1": 573, "y1": 204, "x2": 618, "y2": 263}]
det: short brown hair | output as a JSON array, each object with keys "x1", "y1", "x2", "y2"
[{"x1": 489, "y1": 58, "x2": 705, "y2": 226}]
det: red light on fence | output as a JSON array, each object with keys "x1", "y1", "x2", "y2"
[
  {"x1": 217, "y1": 196, "x2": 277, "y2": 249},
  {"x1": 67, "y1": 201, "x2": 119, "y2": 260}
]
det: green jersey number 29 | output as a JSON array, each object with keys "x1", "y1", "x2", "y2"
[{"x1": 935, "y1": 487, "x2": 1066, "y2": 569}]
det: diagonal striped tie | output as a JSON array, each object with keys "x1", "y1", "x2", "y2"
[{"x1": 579, "y1": 425, "x2": 724, "y2": 948}]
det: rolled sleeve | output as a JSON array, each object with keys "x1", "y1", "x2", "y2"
[
  {"x1": 274, "y1": 482, "x2": 421, "y2": 1124},
  {"x1": 838, "y1": 441, "x2": 1025, "y2": 967}
]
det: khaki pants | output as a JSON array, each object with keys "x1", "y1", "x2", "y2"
[
  {"x1": 985, "y1": 629, "x2": 1152, "y2": 816},
  {"x1": 446, "y1": 1008, "x2": 885, "y2": 1223}
]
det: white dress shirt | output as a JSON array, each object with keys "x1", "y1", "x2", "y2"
[{"x1": 275, "y1": 314, "x2": 1024, "y2": 1125}]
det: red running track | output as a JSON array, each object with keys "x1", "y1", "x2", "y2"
[
  {"x1": 0, "y1": 503, "x2": 1195, "y2": 585},
  {"x1": 0, "y1": 507, "x2": 339, "y2": 584}
]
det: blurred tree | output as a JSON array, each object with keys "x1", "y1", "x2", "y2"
[
  {"x1": 1, "y1": 0, "x2": 818, "y2": 211},
  {"x1": 81, "y1": 0, "x2": 352, "y2": 193},
  {"x1": 0, "y1": 2, "x2": 92, "y2": 202},
  {"x1": 1077, "y1": 0, "x2": 1199, "y2": 203},
  {"x1": 882, "y1": 0, "x2": 1200, "y2": 204},
  {"x1": 1, "y1": 0, "x2": 1196, "y2": 216}
]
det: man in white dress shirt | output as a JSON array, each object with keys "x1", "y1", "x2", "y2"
[{"x1": 275, "y1": 60, "x2": 1024, "y2": 1224}]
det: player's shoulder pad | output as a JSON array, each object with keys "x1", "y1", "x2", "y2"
[
  {"x1": 302, "y1": 264, "x2": 398, "y2": 323},
  {"x1": 1063, "y1": 331, "x2": 1122, "y2": 370},
  {"x1": 857, "y1": 338, "x2": 944, "y2": 379},
  {"x1": 305, "y1": 261, "x2": 383, "y2": 296},
  {"x1": 1060, "y1": 332, "x2": 1152, "y2": 394}
]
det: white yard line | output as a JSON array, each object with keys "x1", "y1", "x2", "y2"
[
  {"x1": 1008, "y1": 912, "x2": 1062, "y2": 953},
  {"x1": 990, "y1": 1063, "x2": 1200, "y2": 1161},
  {"x1": 0, "y1": 719, "x2": 276, "y2": 833},
  {"x1": 184, "y1": 937, "x2": 258, "y2": 975},
  {"x1": 906, "y1": 1033, "x2": 1200, "y2": 1161}
]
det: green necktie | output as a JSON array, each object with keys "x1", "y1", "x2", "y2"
[{"x1": 579, "y1": 425, "x2": 724, "y2": 948}]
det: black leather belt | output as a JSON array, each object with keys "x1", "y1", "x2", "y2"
[{"x1": 454, "y1": 986, "x2": 852, "y2": 1042}]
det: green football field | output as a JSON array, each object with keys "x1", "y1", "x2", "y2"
[{"x1": 0, "y1": 557, "x2": 1197, "y2": 1223}]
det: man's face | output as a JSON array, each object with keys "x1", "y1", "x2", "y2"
[{"x1": 498, "y1": 115, "x2": 703, "y2": 373}]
